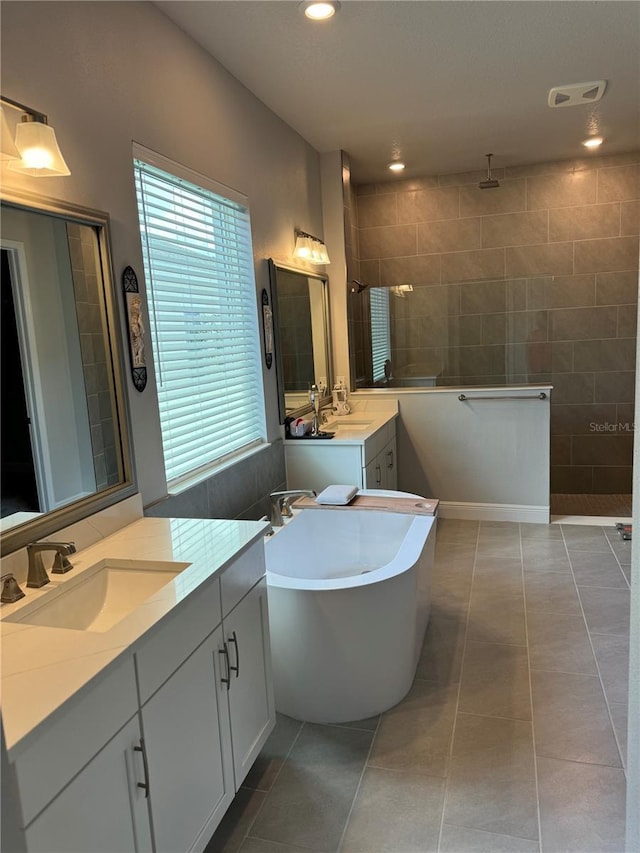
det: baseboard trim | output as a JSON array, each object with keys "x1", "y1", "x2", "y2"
[{"x1": 438, "y1": 501, "x2": 550, "y2": 524}]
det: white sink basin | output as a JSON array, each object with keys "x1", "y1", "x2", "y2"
[{"x1": 4, "y1": 559, "x2": 191, "y2": 633}]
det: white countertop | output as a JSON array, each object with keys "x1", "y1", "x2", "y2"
[
  {"x1": 283, "y1": 409, "x2": 397, "y2": 445},
  {"x1": 0, "y1": 516, "x2": 268, "y2": 756}
]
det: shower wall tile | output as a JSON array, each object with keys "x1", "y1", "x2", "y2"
[
  {"x1": 597, "y1": 163, "x2": 640, "y2": 202},
  {"x1": 359, "y1": 224, "x2": 417, "y2": 260},
  {"x1": 418, "y1": 217, "x2": 481, "y2": 254},
  {"x1": 505, "y1": 242, "x2": 574, "y2": 277},
  {"x1": 550, "y1": 403, "x2": 617, "y2": 435},
  {"x1": 573, "y1": 338, "x2": 636, "y2": 372},
  {"x1": 618, "y1": 306, "x2": 637, "y2": 338},
  {"x1": 548, "y1": 306, "x2": 618, "y2": 341},
  {"x1": 441, "y1": 248, "x2": 505, "y2": 283},
  {"x1": 459, "y1": 179, "x2": 526, "y2": 217},
  {"x1": 548, "y1": 203, "x2": 620, "y2": 241},
  {"x1": 593, "y1": 466, "x2": 633, "y2": 494},
  {"x1": 572, "y1": 435, "x2": 634, "y2": 466},
  {"x1": 550, "y1": 465, "x2": 593, "y2": 494},
  {"x1": 379, "y1": 254, "x2": 440, "y2": 285},
  {"x1": 527, "y1": 274, "x2": 596, "y2": 309},
  {"x1": 574, "y1": 235, "x2": 640, "y2": 273},
  {"x1": 621, "y1": 199, "x2": 640, "y2": 235},
  {"x1": 482, "y1": 210, "x2": 548, "y2": 248},
  {"x1": 549, "y1": 372, "x2": 594, "y2": 404},
  {"x1": 596, "y1": 270, "x2": 639, "y2": 305},
  {"x1": 526, "y1": 171, "x2": 597, "y2": 210},
  {"x1": 357, "y1": 194, "x2": 398, "y2": 228},
  {"x1": 396, "y1": 186, "x2": 460, "y2": 224},
  {"x1": 594, "y1": 371, "x2": 636, "y2": 404},
  {"x1": 352, "y1": 151, "x2": 639, "y2": 494}
]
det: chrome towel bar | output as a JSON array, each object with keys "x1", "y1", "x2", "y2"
[{"x1": 458, "y1": 392, "x2": 547, "y2": 402}]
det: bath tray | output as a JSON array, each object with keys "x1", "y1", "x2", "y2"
[{"x1": 292, "y1": 495, "x2": 439, "y2": 516}]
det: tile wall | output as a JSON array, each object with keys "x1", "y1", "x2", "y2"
[{"x1": 351, "y1": 152, "x2": 640, "y2": 495}]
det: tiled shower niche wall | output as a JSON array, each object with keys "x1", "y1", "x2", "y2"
[{"x1": 351, "y1": 152, "x2": 640, "y2": 495}]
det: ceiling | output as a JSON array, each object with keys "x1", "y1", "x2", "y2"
[{"x1": 156, "y1": 1, "x2": 640, "y2": 184}]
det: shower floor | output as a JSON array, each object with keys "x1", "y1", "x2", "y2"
[{"x1": 551, "y1": 493, "x2": 633, "y2": 517}]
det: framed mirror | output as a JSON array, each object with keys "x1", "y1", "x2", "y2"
[
  {"x1": 268, "y1": 260, "x2": 333, "y2": 423},
  {"x1": 1, "y1": 188, "x2": 136, "y2": 555}
]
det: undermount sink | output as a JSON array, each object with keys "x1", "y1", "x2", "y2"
[{"x1": 4, "y1": 559, "x2": 191, "y2": 633}]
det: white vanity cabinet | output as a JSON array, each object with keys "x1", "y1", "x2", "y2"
[
  {"x1": 364, "y1": 433, "x2": 397, "y2": 490},
  {"x1": 23, "y1": 716, "x2": 152, "y2": 853},
  {"x1": 7, "y1": 534, "x2": 275, "y2": 853},
  {"x1": 140, "y1": 624, "x2": 234, "y2": 853},
  {"x1": 285, "y1": 415, "x2": 398, "y2": 493},
  {"x1": 138, "y1": 572, "x2": 274, "y2": 853}
]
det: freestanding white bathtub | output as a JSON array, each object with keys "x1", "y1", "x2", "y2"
[{"x1": 265, "y1": 490, "x2": 436, "y2": 723}]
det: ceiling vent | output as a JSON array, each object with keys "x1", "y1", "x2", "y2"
[{"x1": 548, "y1": 80, "x2": 607, "y2": 108}]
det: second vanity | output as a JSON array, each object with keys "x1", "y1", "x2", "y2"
[
  {"x1": 1, "y1": 516, "x2": 274, "y2": 853},
  {"x1": 284, "y1": 407, "x2": 398, "y2": 493}
]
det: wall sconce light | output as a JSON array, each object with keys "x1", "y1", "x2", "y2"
[
  {"x1": 293, "y1": 230, "x2": 330, "y2": 264},
  {"x1": 0, "y1": 95, "x2": 71, "y2": 176}
]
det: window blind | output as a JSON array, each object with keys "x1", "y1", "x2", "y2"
[
  {"x1": 134, "y1": 158, "x2": 265, "y2": 486},
  {"x1": 369, "y1": 287, "x2": 391, "y2": 382}
]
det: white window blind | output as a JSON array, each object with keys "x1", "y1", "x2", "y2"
[
  {"x1": 370, "y1": 287, "x2": 391, "y2": 382},
  {"x1": 134, "y1": 156, "x2": 265, "y2": 486}
]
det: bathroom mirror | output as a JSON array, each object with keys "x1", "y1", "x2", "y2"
[
  {"x1": 268, "y1": 260, "x2": 333, "y2": 423},
  {"x1": 0, "y1": 188, "x2": 136, "y2": 555}
]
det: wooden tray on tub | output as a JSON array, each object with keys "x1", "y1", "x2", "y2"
[{"x1": 292, "y1": 495, "x2": 439, "y2": 516}]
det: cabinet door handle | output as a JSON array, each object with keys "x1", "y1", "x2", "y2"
[
  {"x1": 134, "y1": 738, "x2": 150, "y2": 798},
  {"x1": 228, "y1": 631, "x2": 240, "y2": 678},
  {"x1": 375, "y1": 464, "x2": 381, "y2": 485},
  {"x1": 219, "y1": 644, "x2": 231, "y2": 690},
  {"x1": 387, "y1": 450, "x2": 394, "y2": 470}
]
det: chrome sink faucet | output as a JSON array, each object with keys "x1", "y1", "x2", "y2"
[
  {"x1": 269, "y1": 490, "x2": 316, "y2": 527},
  {"x1": 26, "y1": 541, "x2": 77, "y2": 588}
]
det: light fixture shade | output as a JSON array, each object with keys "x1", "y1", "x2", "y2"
[
  {"x1": 0, "y1": 107, "x2": 20, "y2": 162},
  {"x1": 316, "y1": 242, "x2": 330, "y2": 264},
  {"x1": 9, "y1": 119, "x2": 70, "y2": 176},
  {"x1": 293, "y1": 233, "x2": 312, "y2": 259}
]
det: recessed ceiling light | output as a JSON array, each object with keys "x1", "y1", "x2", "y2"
[
  {"x1": 582, "y1": 136, "x2": 604, "y2": 149},
  {"x1": 299, "y1": 1, "x2": 340, "y2": 20},
  {"x1": 388, "y1": 162, "x2": 405, "y2": 172}
]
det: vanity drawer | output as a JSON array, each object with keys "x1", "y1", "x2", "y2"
[
  {"x1": 135, "y1": 577, "x2": 222, "y2": 704},
  {"x1": 14, "y1": 656, "x2": 138, "y2": 827},
  {"x1": 220, "y1": 541, "x2": 266, "y2": 617}
]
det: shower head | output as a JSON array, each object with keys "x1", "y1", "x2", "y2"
[
  {"x1": 351, "y1": 279, "x2": 369, "y2": 293},
  {"x1": 478, "y1": 153, "x2": 500, "y2": 189}
]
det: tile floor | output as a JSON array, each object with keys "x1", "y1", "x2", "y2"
[
  {"x1": 550, "y1": 493, "x2": 632, "y2": 518},
  {"x1": 206, "y1": 520, "x2": 631, "y2": 853}
]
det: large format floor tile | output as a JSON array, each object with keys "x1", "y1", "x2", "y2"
[
  {"x1": 568, "y1": 549, "x2": 629, "y2": 587},
  {"x1": 368, "y1": 680, "x2": 458, "y2": 777},
  {"x1": 577, "y1": 585, "x2": 631, "y2": 635},
  {"x1": 530, "y1": 670, "x2": 621, "y2": 766},
  {"x1": 439, "y1": 824, "x2": 539, "y2": 852},
  {"x1": 458, "y1": 641, "x2": 531, "y2": 720},
  {"x1": 524, "y1": 570, "x2": 582, "y2": 614},
  {"x1": 591, "y1": 632, "x2": 630, "y2": 705},
  {"x1": 244, "y1": 714, "x2": 303, "y2": 792},
  {"x1": 443, "y1": 713, "x2": 538, "y2": 841},
  {"x1": 526, "y1": 609, "x2": 598, "y2": 674},
  {"x1": 537, "y1": 756, "x2": 627, "y2": 852},
  {"x1": 250, "y1": 724, "x2": 373, "y2": 852},
  {"x1": 561, "y1": 524, "x2": 612, "y2": 552},
  {"x1": 340, "y1": 767, "x2": 444, "y2": 852}
]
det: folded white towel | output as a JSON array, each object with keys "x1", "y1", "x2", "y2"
[{"x1": 316, "y1": 485, "x2": 359, "y2": 506}]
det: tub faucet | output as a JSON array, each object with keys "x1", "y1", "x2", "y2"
[
  {"x1": 269, "y1": 490, "x2": 316, "y2": 527},
  {"x1": 26, "y1": 541, "x2": 77, "y2": 588}
]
